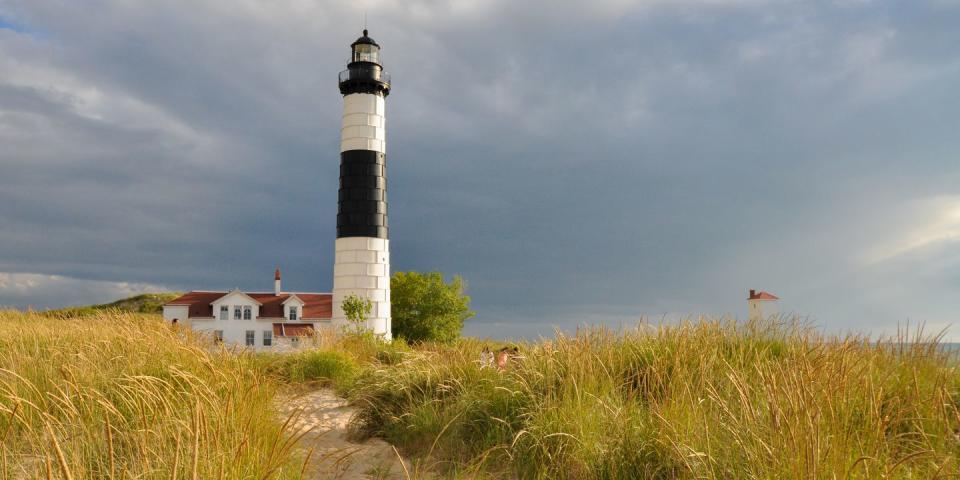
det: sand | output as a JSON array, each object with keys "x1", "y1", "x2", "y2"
[{"x1": 278, "y1": 389, "x2": 412, "y2": 479}]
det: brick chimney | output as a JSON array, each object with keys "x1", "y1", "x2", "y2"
[
  {"x1": 749, "y1": 289, "x2": 756, "y2": 298},
  {"x1": 274, "y1": 268, "x2": 282, "y2": 295}
]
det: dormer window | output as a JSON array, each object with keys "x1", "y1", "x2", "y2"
[{"x1": 289, "y1": 306, "x2": 298, "y2": 321}]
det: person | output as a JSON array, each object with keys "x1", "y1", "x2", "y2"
[
  {"x1": 496, "y1": 347, "x2": 510, "y2": 370},
  {"x1": 479, "y1": 346, "x2": 494, "y2": 369}
]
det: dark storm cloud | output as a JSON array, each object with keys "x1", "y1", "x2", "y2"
[{"x1": 1, "y1": 0, "x2": 959, "y2": 338}]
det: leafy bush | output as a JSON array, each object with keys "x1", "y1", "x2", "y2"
[
  {"x1": 341, "y1": 293, "x2": 373, "y2": 337},
  {"x1": 391, "y1": 271, "x2": 475, "y2": 343},
  {"x1": 280, "y1": 349, "x2": 359, "y2": 388},
  {"x1": 370, "y1": 337, "x2": 411, "y2": 365}
]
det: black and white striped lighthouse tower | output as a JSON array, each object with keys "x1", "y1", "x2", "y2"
[{"x1": 333, "y1": 30, "x2": 392, "y2": 339}]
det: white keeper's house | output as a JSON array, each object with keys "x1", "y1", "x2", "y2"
[{"x1": 163, "y1": 269, "x2": 331, "y2": 349}]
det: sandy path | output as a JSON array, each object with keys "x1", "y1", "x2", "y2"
[{"x1": 279, "y1": 389, "x2": 411, "y2": 479}]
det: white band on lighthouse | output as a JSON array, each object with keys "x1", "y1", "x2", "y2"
[
  {"x1": 332, "y1": 237, "x2": 390, "y2": 336},
  {"x1": 340, "y1": 94, "x2": 386, "y2": 154}
]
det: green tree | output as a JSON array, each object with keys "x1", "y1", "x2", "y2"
[
  {"x1": 391, "y1": 271, "x2": 475, "y2": 342},
  {"x1": 341, "y1": 294, "x2": 372, "y2": 336}
]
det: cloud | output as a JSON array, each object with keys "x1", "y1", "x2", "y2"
[
  {"x1": 861, "y1": 196, "x2": 960, "y2": 266},
  {"x1": 0, "y1": 272, "x2": 166, "y2": 310},
  {"x1": 0, "y1": 0, "x2": 959, "y2": 338}
]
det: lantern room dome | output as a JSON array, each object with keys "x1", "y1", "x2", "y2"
[{"x1": 352, "y1": 29, "x2": 379, "y2": 48}]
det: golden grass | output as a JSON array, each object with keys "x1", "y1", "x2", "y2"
[
  {"x1": 6, "y1": 308, "x2": 959, "y2": 479},
  {"x1": 0, "y1": 310, "x2": 303, "y2": 479},
  {"x1": 344, "y1": 319, "x2": 960, "y2": 479}
]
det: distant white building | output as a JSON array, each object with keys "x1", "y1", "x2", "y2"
[
  {"x1": 162, "y1": 269, "x2": 331, "y2": 350},
  {"x1": 747, "y1": 289, "x2": 779, "y2": 321}
]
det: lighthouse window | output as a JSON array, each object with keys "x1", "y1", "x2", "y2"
[{"x1": 353, "y1": 44, "x2": 379, "y2": 63}]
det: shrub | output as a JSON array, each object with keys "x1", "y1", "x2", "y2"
[
  {"x1": 341, "y1": 293, "x2": 373, "y2": 337},
  {"x1": 374, "y1": 339, "x2": 412, "y2": 365},
  {"x1": 391, "y1": 271, "x2": 475, "y2": 343},
  {"x1": 281, "y1": 349, "x2": 359, "y2": 388}
]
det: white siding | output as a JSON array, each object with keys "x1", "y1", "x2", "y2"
[
  {"x1": 162, "y1": 305, "x2": 188, "y2": 324},
  {"x1": 747, "y1": 299, "x2": 779, "y2": 322}
]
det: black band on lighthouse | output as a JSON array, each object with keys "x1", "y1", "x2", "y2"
[{"x1": 337, "y1": 150, "x2": 388, "y2": 239}]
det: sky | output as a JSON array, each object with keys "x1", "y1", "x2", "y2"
[{"x1": 1, "y1": 0, "x2": 959, "y2": 340}]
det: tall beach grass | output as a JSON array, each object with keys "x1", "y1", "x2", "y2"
[
  {"x1": 6, "y1": 308, "x2": 959, "y2": 479},
  {"x1": 343, "y1": 319, "x2": 960, "y2": 479},
  {"x1": 0, "y1": 310, "x2": 304, "y2": 479}
]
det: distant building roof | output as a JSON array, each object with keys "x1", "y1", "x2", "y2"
[
  {"x1": 748, "y1": 289, "x2": 779, "y2": 301},
  {"x1": 164, "y1": 291, "x2": 332, "y2": 320},
  {"x1": 273, "y1": 323, "x2": 315, "y2": 337}
]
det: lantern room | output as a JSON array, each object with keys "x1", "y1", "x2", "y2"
[{"x1": 351, "y1": 30, "x2": 381, "y2": 65}]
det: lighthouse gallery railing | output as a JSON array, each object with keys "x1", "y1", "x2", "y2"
[{"x1": 339, "y1": 68, "x2": 391, "y2": 85}]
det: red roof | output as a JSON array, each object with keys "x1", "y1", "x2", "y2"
[
  {"x1": 748, "y1": 290, "x2": 779, "y2": 300},
  {"x1": 165, "y1": 291, "x2": 332, "y2": 320},
  {"x1": 273, "y1": 323, "x2": 315, "y2": 337},
  {"x1": 164, "y1": 291, "x2": 225, "y2": 318}
]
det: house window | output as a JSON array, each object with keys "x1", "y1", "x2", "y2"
[
  {"x1": 289, "y1": 306, "x2": 298, "y2": 321},
  {"x1": 214, "y1": 330, "x2": 224, "y2": 343},
  {"x1": 263, "y1": 330, "x2": 272, "y2": 347},
  {"x1": 245, "y1": 330, "x2": 255, "y2": 346},
  {"x1": 243, "y1": 306, "x2": 252, "y2": 320},
  {"x1": 219, "y1": 306, "x2": 228, "y2": 320},
  {"x1": 234, "y1": 306, "x2": 242, "y2": 320}
]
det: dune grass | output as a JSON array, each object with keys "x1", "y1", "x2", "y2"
[
  {"x1": 0, "y1": 310, "x2": 304, "y2": 479},
  {"x1": 6, "y1": 308, "x2": 959, "y2": 479},
  {"x1": 339, "y1": 319, "x2": 960, "y2": 479},
  {"x1": 265, "y1": 349, "x2": 360, "y2": 387}
]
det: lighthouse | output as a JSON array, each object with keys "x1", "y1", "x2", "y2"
[{"x1": 333, "y1": 30, "x2": 392, "y2": 339}]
